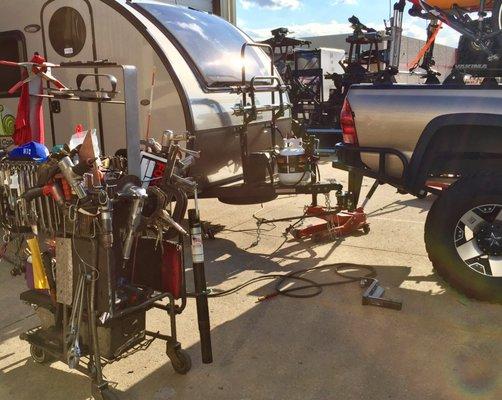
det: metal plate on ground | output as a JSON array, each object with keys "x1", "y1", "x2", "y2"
[{"x1": 56, "y1": 237, "x2": 73, "y2": 305}]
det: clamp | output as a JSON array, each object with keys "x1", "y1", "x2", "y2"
[{"x1": 0, "y1": 56, "x2": 67, "y2": 95}]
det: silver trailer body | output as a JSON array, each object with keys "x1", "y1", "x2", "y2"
[{"x1": 0, "y1": 0, "x2": 289, "y2": 188}]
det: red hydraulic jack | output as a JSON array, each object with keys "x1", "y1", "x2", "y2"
[
  {"x1": 288, "y1": 180, "x2": 380, "y2": 241},
  {"x1": 290, "y1": 206, "x2": 369, "y2": 240}
]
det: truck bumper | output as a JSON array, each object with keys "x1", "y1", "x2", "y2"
[{"x1": 332, "y1": 143, "x2": 410, "y2": 190}]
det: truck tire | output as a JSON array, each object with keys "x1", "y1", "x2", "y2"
[{"x1": 425, "y1": 175, "x2": 502, "y2": 303}]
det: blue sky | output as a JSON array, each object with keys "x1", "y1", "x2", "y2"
[{"x1": 237, "y1": 0, "x2": 460, "y2": 47}]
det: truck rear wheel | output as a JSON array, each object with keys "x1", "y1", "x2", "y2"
[{"x1": 425, "y1": 176, "x2": 502, "y2": 303}]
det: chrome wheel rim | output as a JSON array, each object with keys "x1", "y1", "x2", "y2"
[{"x1": 454, "y1": 204, "x2": 502, "y2": 278}]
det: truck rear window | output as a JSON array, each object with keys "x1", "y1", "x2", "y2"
[{"x1": 138, "y1": 2, "x2": 271, "y2": 87}]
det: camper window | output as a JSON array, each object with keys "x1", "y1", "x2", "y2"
[
  {"x1": 138, "y1": 3, "x2": 270, "y2": 87},
  {"x1": 0, "y1": 31, "x2": 27, "y2": 98},
  {"x1": 48, "y1": 7, "x2": 87, "y2": 58}
]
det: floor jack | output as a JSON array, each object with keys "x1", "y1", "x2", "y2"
[{"x1": 258, "y1": 180, "x2": 381, "y2": 242}]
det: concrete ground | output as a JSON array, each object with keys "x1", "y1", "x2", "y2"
[{"x1": 1, "y1": 165, "x2": 501, "y2": 400}]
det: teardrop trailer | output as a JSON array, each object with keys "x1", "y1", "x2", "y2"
[
  {"x1": 0, "y1": 0, "x2": 373, "y2": 233},
  {"x1": 0, "y1": 0, "x2": 288, "y2": 190}
]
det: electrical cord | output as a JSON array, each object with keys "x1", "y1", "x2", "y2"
[{"x1": 198, "y1": 263, "x2": 377, "y2": 302}]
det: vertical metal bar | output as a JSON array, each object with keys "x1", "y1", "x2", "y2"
[
  {"x1": 188, "y1": 208, "x2": 213, "y2": 364},
  {"x1": 44, "y1": 196, "x2": 54, "y2": 233},
  {"x1": 123, "y1": 66, "x2": 141, "y2": 177}
]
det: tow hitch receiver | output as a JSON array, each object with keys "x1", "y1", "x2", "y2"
[{"x1": 361, "y1": 278, "x2": 402, "y2": 311}]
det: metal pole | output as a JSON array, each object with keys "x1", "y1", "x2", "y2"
[
  {"x1": 389, "y1": 1, "x2": 406, "y2": 71},
  {"x1": 188, "y1": 197, "x2": 213, "y2": 364}
]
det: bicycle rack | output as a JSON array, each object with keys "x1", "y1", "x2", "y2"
[{"x1": 231, "y1": 42, "x2": 291, "y2": 182}]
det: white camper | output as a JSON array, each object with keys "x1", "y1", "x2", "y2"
[{"x1": 0, "y1": 0, "x2": 288, "y2": 188}]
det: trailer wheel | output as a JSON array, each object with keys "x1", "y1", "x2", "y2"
[
  {"x1": 167, "y1": 348, "x2": 192, "y2": 375},
  {"x1": 30, "y1": 344, "x2": 51, "y2": 364},
  {"x1": 425, "y1": 176, "x2": 502, "y2": 303}
]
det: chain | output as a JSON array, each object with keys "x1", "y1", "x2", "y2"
[
  {"x1": 250, "y1": 220, "x2": 263, "y2": 248},
  {"x1": 324, "y1": 192, "x2": 339, "y2": 240}
]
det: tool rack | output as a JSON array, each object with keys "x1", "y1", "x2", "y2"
[{"x1": 3, "y1": 63, "x2": 210, "y2": 400}]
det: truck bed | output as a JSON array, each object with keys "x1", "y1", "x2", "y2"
[{"x1": 347, "y1": 83, "x2": 502, "y2": 178}]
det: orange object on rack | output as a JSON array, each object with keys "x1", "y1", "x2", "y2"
[
  {"x1": 409, "y1": 0, "x2": 493, "y2": 11},
  {"x1": 408, "y1": 21, "x2": 443, "y2": 69}
]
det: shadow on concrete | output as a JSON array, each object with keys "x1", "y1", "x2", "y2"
[
  {"x1": 2, "y1": 237, "x2": 501, "y2": 400},
  {"x1": 367, "y1": 195, "x2": 436, "y2": 218},
  {"x1": 0, "y1": 355, "x2": 92, "y2": 400},
  {"x1": 121, "y1": 261, "x2": 501, "y2": 400}
]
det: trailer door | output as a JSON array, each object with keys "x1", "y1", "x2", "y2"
[{"x1": 41, "y1": 1, "x2": 100, "y2": 149}]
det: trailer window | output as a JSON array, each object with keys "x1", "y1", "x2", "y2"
[
  {"x1": 48, "y1": 7, "x2": 87, "y2": 58},
  {"x1": 0, "y1": 31, "x2": 27, "y2": 98},
  {"x1": 138, "y1": 3, "x2": 271, "y2": 87}
]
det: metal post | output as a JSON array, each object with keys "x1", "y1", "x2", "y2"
[
  {"x1": 123, "y1": 66, "x2": 141, "y2": 177},
  {"x1": 188, "y1": 205, "x2": 213, "y2": 364},
  {"x1": 389, "y1": 0, "x2": 406, "y2": 71}
]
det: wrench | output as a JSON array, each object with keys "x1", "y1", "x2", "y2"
[{"x1": 67, "y1": 273, "x2": 86, "y2": 369}]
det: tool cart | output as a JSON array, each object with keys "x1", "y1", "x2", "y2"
[{"x1": 0, "y1": 62, "x2": 212, "y2": 400}]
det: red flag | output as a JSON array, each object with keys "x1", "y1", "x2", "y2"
[{"x1": 13, "y1": 54, "x2": 45, "y2": 145}]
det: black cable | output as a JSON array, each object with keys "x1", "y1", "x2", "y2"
[{"x1": 195, "y1": 263, "x2": 376, "y2": 302}]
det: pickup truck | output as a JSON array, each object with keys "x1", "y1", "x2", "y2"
[{"x1": 333, "y1": 83, "x2": 502, "y2": 303}]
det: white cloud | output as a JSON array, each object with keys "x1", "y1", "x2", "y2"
[
  {"x1": 240, "y1": 0, "x2": 301, "y2": 10},
  {"x1": 243, "y1": 16, "x2": 460, "y2": 48},
  {"x1": 402, "y1": 16, "x2": 460, "y2": 47},
  {"x1": 245, "y1": 19, "x2": 352, "y2": 41}
]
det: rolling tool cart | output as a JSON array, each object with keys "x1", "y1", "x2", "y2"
[{"x1": 0, "y1": 63, "x2": 212, "y2": 400}]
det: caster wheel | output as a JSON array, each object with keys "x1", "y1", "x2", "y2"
[
  {"x1": 362, "y1": 224, "x2": 370, "y2": 234},
  {"x1": 87, "y1": 362, "x2": 98, "y2": 379},
  {"x1": 94, "y1": 388, "x2": 119, "y2": 400},
  {"x1": 312, "y1": 233, "x2": 325, "y2": 243},
  {"x1": 206, "y1": 228, "x2": 215, "y2": 240},
  {"x1": 290, "y1": 229, "x2": 300, "y2": 240},
  {"x1": 167, "y1": 348, "x2": 192, "y2": 375},
  {"x1": 30, "y1": 344, "x2": 51, "y2": 364}
]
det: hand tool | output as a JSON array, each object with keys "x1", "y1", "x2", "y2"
[
  {"x1": 67, "y1": 273, "x2": 87, "y2": 369},
  {"x1": 120, "y1": 185, "x2": 148, "y2": 261},
  {"x1": 58, "y1": 156, "x2": 88, "y2": 199},
  {"x1": 159, "y1": 209, "x2": 188, "y2": 236},
  {"x1": 99, "y1": 190, "x2": 113, "y2": 248}
]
